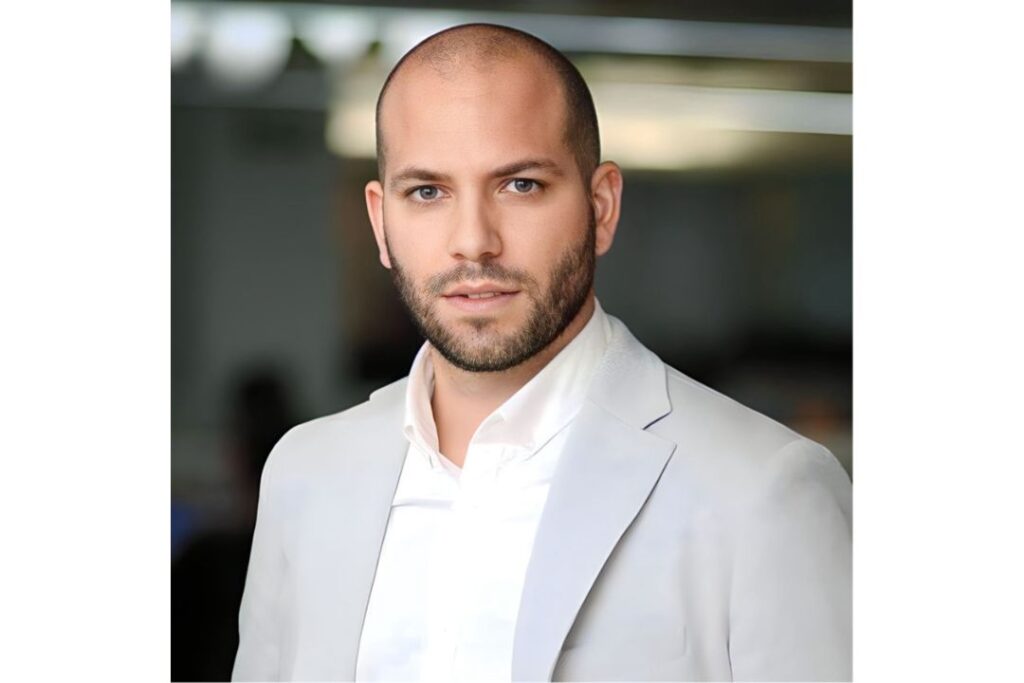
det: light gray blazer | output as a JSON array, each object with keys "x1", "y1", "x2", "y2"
[{"x1": 233, "y1": 317, "x2": 852, "y2": 681}]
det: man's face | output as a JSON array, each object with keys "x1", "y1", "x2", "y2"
[{"x1": 368, "y1": 56, "x2": 601, "y2": 372}]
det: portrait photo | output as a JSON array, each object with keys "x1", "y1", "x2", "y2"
[{"x1": 170, "y1": 2, "x2": 853, "y2": 680}]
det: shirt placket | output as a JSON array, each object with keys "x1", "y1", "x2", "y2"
[{"x1": 424, "y1": 442, "x2": 506, "y2": 681}]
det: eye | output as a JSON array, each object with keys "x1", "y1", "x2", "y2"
[
  {"x1": 506, "y1": 178, "x2": 539, "y2": 194},
  {"x1": 411, "y1": 185, "x2": 442, "y2": 201}
]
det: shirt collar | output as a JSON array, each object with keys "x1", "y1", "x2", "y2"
[{"x1": 403, "y1": 300, "x2": 612, "y2": 470}]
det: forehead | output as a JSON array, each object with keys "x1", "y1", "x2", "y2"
[{"x1": 379, "y1": 55, "x2": 572, "y2": 173}]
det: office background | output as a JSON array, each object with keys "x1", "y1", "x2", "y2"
[{"x1": 171, "y1": 1, "x2": 851, "y2": 679}]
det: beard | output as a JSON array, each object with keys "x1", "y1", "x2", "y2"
[{"x1": 387, "y1": 216, "x2": 596, "y2": 373}]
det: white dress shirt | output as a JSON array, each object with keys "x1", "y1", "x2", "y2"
[{"x1": 355, "y1": 302, "x2": 613, "y2": 682}]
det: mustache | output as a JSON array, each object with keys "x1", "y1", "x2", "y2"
[{"x1": 426, "y1": 262, "x2": 536, "y2": 296}]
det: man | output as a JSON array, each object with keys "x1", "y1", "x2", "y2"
[{"x1": 233, "y1": 23, "x2": 851, "y2": 682}]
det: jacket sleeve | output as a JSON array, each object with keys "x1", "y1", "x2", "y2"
[
  {"x1": 727, "y1": 438, "x2": 853, "y2": 682},
  {"x1": 232, "y1": 437, "x2": 289, "y2": 681}
]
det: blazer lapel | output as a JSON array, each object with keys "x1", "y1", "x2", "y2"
[
  {"x1": 304, "y1": 380, "x2": 409, "y2": 680},
  {"x1": 512, "y1": 318, "x2": 677, "y2": 681}
]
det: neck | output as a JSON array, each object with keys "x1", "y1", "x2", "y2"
[{"x1": 430, "y1": 295, "x2": 595, "y2": 466}]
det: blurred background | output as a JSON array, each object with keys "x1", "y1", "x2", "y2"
[{"x1": 171, "y1": 1, "x2": 851, "y2": 679}]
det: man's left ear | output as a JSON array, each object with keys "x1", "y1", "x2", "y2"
[{"x1": 590, "y1": 161, "x2": 623, "y2": 256}]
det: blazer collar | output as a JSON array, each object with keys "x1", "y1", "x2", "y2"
[{"x1": 586, "y1": 314, "x2": 673, "y2": 430}]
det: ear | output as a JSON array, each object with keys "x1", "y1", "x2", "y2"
[
  {"x1": 589, "y1": 161, "x2": 623, "y2": 257},
  {"x1": 364, "y1": 179, "x2": 391, "y2": 269}
]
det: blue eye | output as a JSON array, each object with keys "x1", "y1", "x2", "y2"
[
  {"x1": 509, "y1": 179, "x2": 537, "y2": 193},
  {"x1": 414, "y1": 186, "x2": 439, "y2": 200}
]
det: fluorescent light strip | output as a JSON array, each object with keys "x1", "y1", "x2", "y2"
[
  {"x1": 592, "y1": 83, "x2": 852, "y2": 136},
  {"x1": 327, "y1": 83, "x2": 851, "y2": 169}
]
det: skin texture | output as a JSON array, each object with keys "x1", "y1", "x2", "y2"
[{"x1": 365, "y1": 38, "x2": 624, "y2": 465}]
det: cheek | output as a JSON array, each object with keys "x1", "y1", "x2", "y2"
[
  {"x1": 384, "y1": 206, "x2": 450, "y2": 271},
  {"x1": 501, "y1": 200, "x2": 590, "y2": 264}
]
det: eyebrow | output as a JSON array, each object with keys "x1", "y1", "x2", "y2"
[{"x1": 388, "y1": 158, "x2": 565, "y2": 192}]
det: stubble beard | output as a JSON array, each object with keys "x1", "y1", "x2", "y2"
[{"x1": 387, "y1": 216, "x2": 597, "y2": 373}]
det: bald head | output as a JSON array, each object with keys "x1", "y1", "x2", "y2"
[{"x1": 374, "y1": 24, "x2": 600, "y2": 183}]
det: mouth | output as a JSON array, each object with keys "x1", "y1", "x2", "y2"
[
  {"x1": 449, "y1": 291, "x2": 512, "y2": 300},
  {"x1": 443, "y1": 282, "x2": 519, "y2": 297},
  {"x1": 441, "y1": 283, "x2": 521, "y2": 312}
]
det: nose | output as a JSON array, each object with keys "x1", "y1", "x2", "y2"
[{"x1": 446, "y1": 192, "x2": 502, "y2": 262}]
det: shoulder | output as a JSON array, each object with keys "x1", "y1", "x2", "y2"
[
  {"x1": 595, "y1": 315, "x2": 848, "y2": 501},
  {"x1": 658, "y1": 365, "x2": 806, "y2": 454},
  {"x1": 260, "y1": 377, "x2": 408, "y2": 485},
  {"x1": 650, "y1": 362, "x2": 850, "y2": 513},
  {"x1": 279, "y1": 377, "x2": 406, "y2": 451}
]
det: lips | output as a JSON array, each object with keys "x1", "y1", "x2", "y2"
[
  {"x1": 441, "y1": 283, "x2": 521, "y2": 312},
  {"x1": 442, "y1": 282, "x2": 520, "y2": 298}
]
